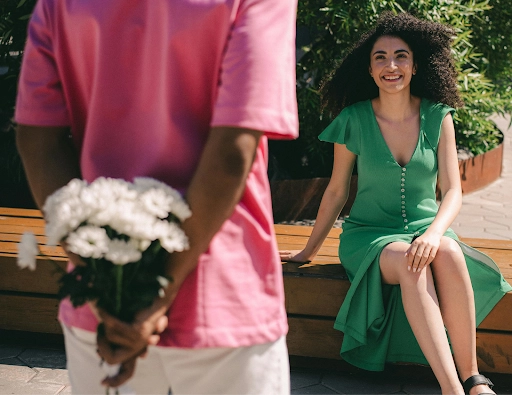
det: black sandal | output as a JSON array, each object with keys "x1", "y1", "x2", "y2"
[{"x1": 463, "y1": 374, "x2": 495, "y2": 395}]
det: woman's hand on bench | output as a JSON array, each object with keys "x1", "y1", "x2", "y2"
[{"x1": 279, "y1": 249, "x2": 312, "y2": 263}]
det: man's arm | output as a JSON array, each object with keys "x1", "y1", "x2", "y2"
[{"x1": 16, "y1": 124, "x2": 81, "y2": 209}]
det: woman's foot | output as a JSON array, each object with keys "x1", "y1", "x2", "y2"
[
  {"x1": 468, "y1": 384, "x2": 495, "y2": 395},
  {"x1": 463, "y1": 375, "x2": 495, "y2": 395}
]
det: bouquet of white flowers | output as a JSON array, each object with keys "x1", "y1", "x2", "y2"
[{"x1": 18, "y1": 177, "x2": 191, "y2": 322}]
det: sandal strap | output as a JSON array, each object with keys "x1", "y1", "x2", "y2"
[{"x1": 463, "y1": 375, "x2": 494, "y2": 393}]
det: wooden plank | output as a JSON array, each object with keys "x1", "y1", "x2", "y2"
[
  {"x1": 0, "y1": 223, "x2": 46, "y2": 236},
  {"x1": 287, "y1": 317, "x2": 512, "y2": 374},
  {"x1": 284, "y1": 276, "x2": 347, "y2": 317},
  {"x1": 275, "y1": 224, "x2": 512, "y2": 250},
  {"x1": 0, "y1": 241, "x2": 66, "y2": 258},
  {"x1": 460, "y1": 238, "x2": 512, "y2": 250},
  {"x1": 0, "y1": 294, "x2": 62, "y2": 334},
  {"x1": 0, "y1": 232, "x2": 47, "y2": 244},
  {"x1": 0, "y1": 255, "x2": 66, "y2": 294},
  {"x1": 284, "y1": 269, "x2": 512, "y2": 332},
  {"x1": 0, "y1": 208, "x2": 43, "y2": 218},
  {"x1": 479, "y1": 293, "x2": 512, "y2": 331},
  {"x1": 282, "y1": 260, "x2": 344, "y2": 277},
  {"x1": 287, "y1": 317, "x2": 342, "y2": 360},
  {"x1": 0, "y1": 216, "x2": 46, "y2": 228}
]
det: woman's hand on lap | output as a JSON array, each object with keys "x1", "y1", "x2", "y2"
[{"x1": 405, "y1": 233, "x2": 440, "y2": 273}]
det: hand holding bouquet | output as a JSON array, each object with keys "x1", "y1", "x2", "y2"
[{"x1": 18, "y1": 176, "x2": 191, "y2": 390}]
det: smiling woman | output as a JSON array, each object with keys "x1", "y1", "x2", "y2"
[{"x1": 281, "y1": 12, "x2": 510, "y2": 395}]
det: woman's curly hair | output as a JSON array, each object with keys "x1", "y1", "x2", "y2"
[{"x1": 320, "y1": 12, "x2": 463, "y2": 115}]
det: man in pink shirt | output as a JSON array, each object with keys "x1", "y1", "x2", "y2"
[{"x1": 15, "y1": 0, "x2": 298, "y2": 393}]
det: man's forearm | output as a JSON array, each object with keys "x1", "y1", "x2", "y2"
[
  {"x1": 16, "y1": 124, "x2": 81, "y2": 209},
  {"x1": 163, "y1": 126, "x2": 262, "y2": 291}
]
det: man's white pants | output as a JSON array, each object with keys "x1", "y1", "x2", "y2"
[{"x1": 62, "y1": 324, "x2": 290, "y2": 395}]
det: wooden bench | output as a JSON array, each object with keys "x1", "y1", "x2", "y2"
[
  {"x1": 1, "y1": 208, "x2": 512, "y2": 373},
  {"x1": 0, "y1": 207, "x2": 67, "y2": 334},
  {"x1": 277, "y1": 224, "x2": 512, "y2": 374}
]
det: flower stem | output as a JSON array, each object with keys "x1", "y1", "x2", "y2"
[{"x1": 115, "y1": 265, "x2": 122, "y2": 316}]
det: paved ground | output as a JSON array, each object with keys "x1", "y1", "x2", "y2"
[{"x1": 0, "y1": 117, "x2": 511, "y2": 394}]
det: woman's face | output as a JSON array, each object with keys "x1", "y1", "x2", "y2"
[{"x1": 369, "y1": 35, "x2": 416, "y2": 95}]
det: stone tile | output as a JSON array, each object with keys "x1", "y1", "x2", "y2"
[
  {"x1": 484, "y1": 228, "x2": 512, "y2": 240},
  {"x1": 0, "y1": 363, "x2": 37, "y2": 382},
  {"x1": 18, "y1": 349, "x2": 66, "y2": 369},
  {"x1": 0, "y1": 346, "x2": 23, "y2": 360},
  {"x1": 30, "y1": 368, "x2": 70, "y2": 386},
  {"x1": 454, "y1": 228, "x2": 492, "y2": 239},
  {"x1": 291, "y1": 384, "x2": 340, "y2": 394},
  {"x1": 401, "y1": 380, "x2": 441, "y2": 395},
  {"x1": 0, "y1": 380, "x2": 64, "y2": 395},
  {"x1": 485, "y1": 216, "x2": 512, "y2": 228},
  {"x1": 291, "y1": 368, "x2": 323, "y2": 390},
  {"x1": 321, "y1": 372, "x2": 401, "y2": 394},
  {"x1": 57, "y1": 386, "x2": 73, "y2": 394},
  {"x1": 457, "y1": 206, "x2": 504, "y2": 217},
  {"x1": 452, "y1": 214, "x2": 486, "y2": 224}
]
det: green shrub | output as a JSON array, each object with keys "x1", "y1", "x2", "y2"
[
  {"x1": 0, "y1": 0, "x2": 36, "y2": 184},
  {"x1": 270, "y1": 0, "x2": 512, "y2": 179}
]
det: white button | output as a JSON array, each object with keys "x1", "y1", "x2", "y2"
[
  {"x1": 401, "y1": 178, "x2": 405, "y2": 182},
  {"x1": 401, "y1": 195, "x2": 405, "y2": 199},
  {"x1": 404, "y1": 226, "x2": 409, "y2": 230},
  {"x1": 402, "y1": 210, "x2": 406, "y2": 213},
  {"x1": 404, "y1": 219, "x2": 408, "y2": 223},
  {"x1": 402, "y1": 167, "x2": 407, "y2": 171},
  {"x1": 401, "y1": 183, "x2": 405, "y2": 187},
  {"x1": 402, "y1": 214, "x2": 406, "y2": 217},
  {"x1": 401, "y1": 189, "x2": 405, "y2": 192},
  {"x1": 401, "y1": 173, "x2": 406, "y2": 177}
]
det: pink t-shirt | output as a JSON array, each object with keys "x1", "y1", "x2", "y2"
[{"x1": 15, "y1": 0, "x2": 298, "y2": 348}]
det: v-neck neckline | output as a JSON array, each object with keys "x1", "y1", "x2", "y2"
[{"x1": 368, "y1": 98, "x2": 424, "y2": 168}]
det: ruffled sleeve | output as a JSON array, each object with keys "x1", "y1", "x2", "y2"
[
  {"x1": 318, "y1": 105, "x2": 360, "y2": 155},
  {"x1": 421, "y1": 99, "x2": 455, "y2": 151}
]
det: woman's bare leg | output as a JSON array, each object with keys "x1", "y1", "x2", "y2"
[
  {"x1": 431, "y1": 237, "x2": 495, "y2": 395},
  {"x1": 380, "y1": 242, "x2": 463, "y2": 395}
]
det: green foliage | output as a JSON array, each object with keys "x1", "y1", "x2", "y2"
[
  {"x1": 0, "y1": 0, "x2": 37, "y2": 184},
  {"x1": 272, "y1": 0, "x2": 512, "y2": 179}
]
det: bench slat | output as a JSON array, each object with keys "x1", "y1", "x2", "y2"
[
  {"x1": 0, "y1": 294, "x2": 62, "y2": 334},
  {"x1": 286, "y1": 316, "x2": 512, "y2": 374},
  {"x1": 0, "y1": 255, "x2": 67, "y2": 294},
  {"x1": 0, "y1": 208, "x2": 43, "y2": 218}
]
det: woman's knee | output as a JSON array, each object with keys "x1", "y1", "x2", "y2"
[
  {"x1": 432, "y1": 237, "x2": 466, "y2": 274},
  {"x1": 380, "y1": 242, "x2": 427, "y2": 285}
]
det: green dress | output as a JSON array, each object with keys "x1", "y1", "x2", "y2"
[{"x1": 318, "y1": 98, "x2": 512, "y2": 371}]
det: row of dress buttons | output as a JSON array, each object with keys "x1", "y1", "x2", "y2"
[{"x1": 401, "y1": 167, "x2": 409, "y2": 231}]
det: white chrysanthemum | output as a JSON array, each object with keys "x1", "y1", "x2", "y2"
[
  {"x1": 139, "y1": 188, "x2": 174, "y2": 219},
  {"x1": 133, "y1": 177, "x2": 191, "y2": 222},
  {"x1": 17, "y1": 232, "x2": 39, "y2": 271},
  {"x1": 106, "y1": 201, "x2": 159, "y2": 240},
  {"x1": 169, "y1": 198, "x2": 192, "y2": 222},
  {"x1": 137, "y1": 239, "x2": 152, "y2": 252},
  {"x1": 43, "y1": 179, "x2": 92, "y2": 245},
  {"x1": 159, "y1": 222, "x2": 189, "y2": 253},
  {"x1": 132, "y1": 177, "x2": 168, "y2": 192},
  {"x1": 89, "y1": 177, "x2": 138, "y2": 202},
  {"x1": 65, "y1": 226, "x2": 110, "y2": 259},
  {"x1": 105, "y1": 239, "x2": 142, "y2": 265}
]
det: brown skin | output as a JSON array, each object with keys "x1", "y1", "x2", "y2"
[{"x1": 16, "y1": 124, "x2": 262, "y2": 387}]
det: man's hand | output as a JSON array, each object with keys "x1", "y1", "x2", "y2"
[{"x1": 96, "y1": 287, "x2": 173, "y2": 362}]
